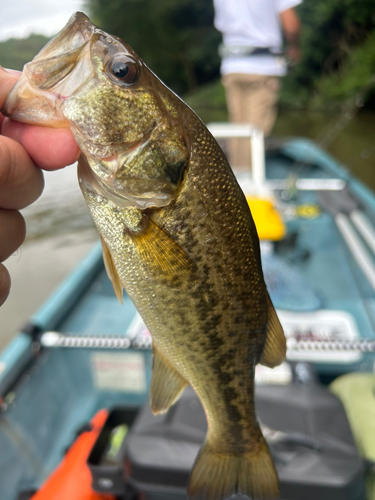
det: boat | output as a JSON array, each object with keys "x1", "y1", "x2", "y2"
[{"x1": 0, "y1": 127, "x2": 374, "y2": 500}]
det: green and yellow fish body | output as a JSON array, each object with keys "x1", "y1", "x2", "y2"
[{"x1": 2, "y1": 13, "x2": 286, "y2": 500}]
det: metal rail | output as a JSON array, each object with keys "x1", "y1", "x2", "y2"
[
  {"x1": 40, "y1": 331, "x2": 152, "y2": 349},
  {"x1": 40, "y1": 331, "x2": 375, "y2": 353},
  {"x1": 207, "y1": 122, "x2": 266, "y2": 185}
]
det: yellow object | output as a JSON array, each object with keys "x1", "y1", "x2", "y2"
[
  {"x1": 296, "y1": 204, "x2": 320, "y2": 219},
  {"x1": 246, "y1": 197, "x2": 285, "y2": 241}
]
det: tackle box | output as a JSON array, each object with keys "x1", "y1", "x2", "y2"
[{"x1": 120, "y1": 382, "x2": 365, "y2": 500}]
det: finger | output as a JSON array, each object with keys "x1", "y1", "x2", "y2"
[
  {"x1": 0, "y1": 135, "x2": 44, "y2": 209},
  {"x1": 0, "y1": 66, "x2": 80, "y2": 170},
  {"x1": 0, "y1": 209, "x2": 25, "y2": 261},
  {"x1": 0, "y1": 67, "x2": 19, "y2": 109},
  {"x1": 2, "y1": 119, "x2": 80, "y2": 170},
  {"x1": 0, "y1": 67, "x2": 20, "y2": 129},
  {"x1": 0, "y1": 263, "x2": 11, "y2": 306}
]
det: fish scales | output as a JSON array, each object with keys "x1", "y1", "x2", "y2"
[
  {"x1": 2, "y1": 12, "x2": 286, "y2": 500},
  {"x1": 94, "y1": 115, "x2": 267, "y2": 443}
]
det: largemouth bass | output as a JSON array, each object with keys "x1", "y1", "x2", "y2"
[{"x1": 3, "y1": 13, "x2": 286, "y2": 500}]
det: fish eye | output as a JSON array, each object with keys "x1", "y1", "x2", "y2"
[{"x1": 107, "y1": 56, "x2": 139, "y2": 85}]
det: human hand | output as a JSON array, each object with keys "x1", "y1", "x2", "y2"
[
  {"x1": 287, "y1": 45, "x2": 300, "y2": 65},
  {"x1": 0, "y1": 66, "x2": 80, "y2": 305}
]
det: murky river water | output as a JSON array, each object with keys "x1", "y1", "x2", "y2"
[
  {"x1": 23, "y1": 165, "x2": 94, "y2": 241},
  {"x1": 0, "y1": 110, "x2": 374, "y2": 350},
  {"x1": 273, "y1": 109, "x2": 375, "y2": 192}
]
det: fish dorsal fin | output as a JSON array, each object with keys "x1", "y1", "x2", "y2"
[
  {"x1": 260, "y1": 292, "x2": 286, "y2": 368},
  {"x1": 100, "y1": 236, "x2": 123, "y2": 304},
  {"x1": 131, "y1": 216, "x2": 192, "y2": 278},
  {"x1": 150, "y1": 343, "x2": 188, "y2": 415}
]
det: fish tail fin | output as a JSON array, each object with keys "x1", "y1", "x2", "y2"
[{"x1": 187, "y1": 434, "x2": 279, "y2": 500}]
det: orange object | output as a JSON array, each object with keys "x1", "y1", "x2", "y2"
[{"x1": 31, "y1": 409, "x2": 115, "y2": 500}]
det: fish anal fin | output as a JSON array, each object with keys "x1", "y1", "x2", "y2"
[
  {"x1": 100, "y1": 236, "x2": 123, "y2": 304},
  {"x1": 188, "y1": 433, "x2": 279, "y2": 500},
  {"x1": 260, "y1": 292, "x2": 286, "y2": 368},
  {"x1": 131, "y1": 217, "x2": 192, "y2": 279},
  {"x1": 150, "y1": 344, "x2": 187, "y2": 415}
]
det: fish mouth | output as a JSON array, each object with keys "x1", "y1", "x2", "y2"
[{"x1": 1, "y1": 12, "x2": 96, "y2": 126}]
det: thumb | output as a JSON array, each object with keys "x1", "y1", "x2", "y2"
[{"x1": 0, "y1": 67, "x2": 20, "y2": 111}]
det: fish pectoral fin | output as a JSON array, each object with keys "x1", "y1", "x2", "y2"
[
  {"x1": 100, "y1": 236, "x2": 123, "y2": 304},
  {"x1": 150, "y1": 344, "x2": 188, "y2": 415},
  {"x1": 188, "y1": 431, "x2": 279, "y2": 500},
  {"x1": 131, "y1": 217, "x2": 192, "y2": 278},
  {"x1": 260, "y1": 292, "x2": 286, "y2": 368}
]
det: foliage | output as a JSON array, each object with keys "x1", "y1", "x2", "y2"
[
  {"x1": 86, "y1": 0, "x2": 221, "y2": 95},
  {"x1": 184, "y1": 79, "x2": 227, "y2": 123},
  {"x1": 314, "y1": 31, "x2": 375, "y2": 108},
  {"x1": 280, "y1": 0, "x2": 375, "y2": 109},
  {"x1": 0, "y1": 34, "x2": 50, "y2": 71}
]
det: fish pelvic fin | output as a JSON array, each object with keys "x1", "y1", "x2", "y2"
[
  {"x1": 150, "y1": 344, "x2": 188, "y2": 415},
  {"x1": 187, "y1": 434, "x2": 279, "y2": 500},
  {"x1": 100, "y1": 236, "x2": 123, "y2": 304},
  {"x1": 260, "y1": 292, "x2": 286, "y2": 368},
  {"x1": 131, "y1": 217, "x2": 192, "y2": 280}
]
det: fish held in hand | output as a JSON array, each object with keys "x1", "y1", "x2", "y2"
[{"x1": 2, "y1": 12, "x2": 286, "y2": 500}]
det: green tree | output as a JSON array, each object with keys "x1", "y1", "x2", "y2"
[
  {"x1": 281, "y1": 0, "x2": 375, "y2": 108},
  {"x1": 0, "y1": 34, "x2": 50, "y2": 71}
]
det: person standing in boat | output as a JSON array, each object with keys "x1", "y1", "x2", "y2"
[
  {"x1": 213, "y1": 0, "x2": 302, "y2": 169},
  {"x1": 0, "y1": 67, "x2": 79, "y2": 306}
]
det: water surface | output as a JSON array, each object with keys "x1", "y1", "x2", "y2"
[{"x1": 273, "y1": 109, "x2": 375, "y2": 192}]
